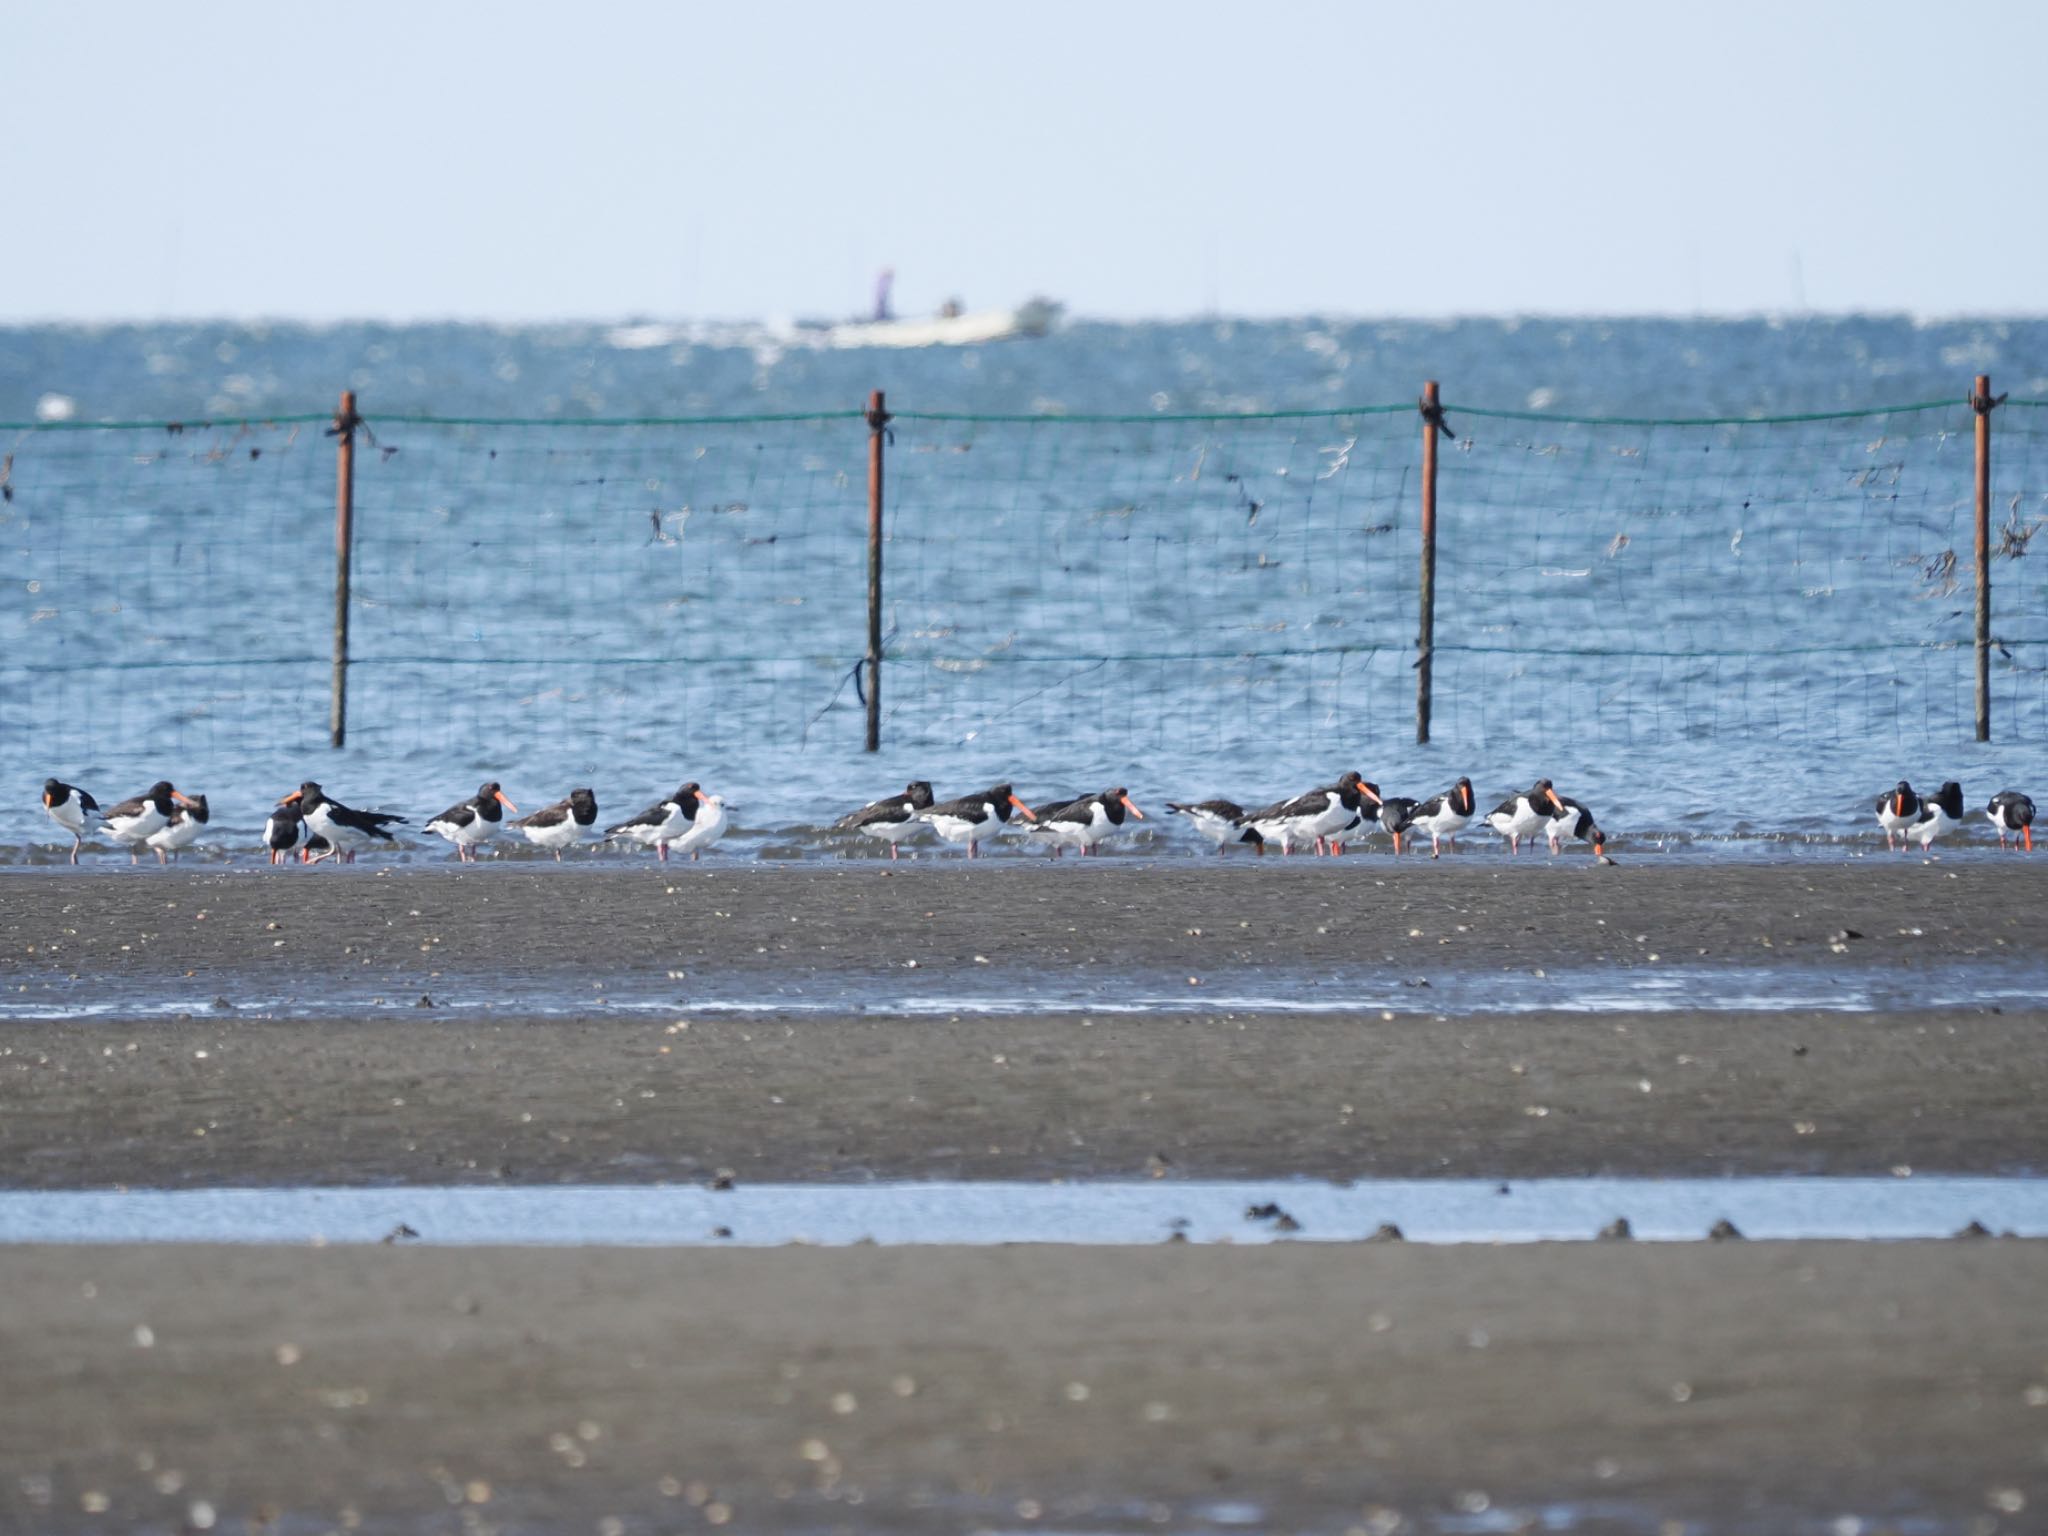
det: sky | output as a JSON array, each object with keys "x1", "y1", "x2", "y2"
[{"x1": 4, "y1": 1, "x2": 2043, "y2": 323}]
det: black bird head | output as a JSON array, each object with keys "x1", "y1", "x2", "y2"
[
  {"x1": 904, "y1": 780, "x2": 935, "y2": 808},
  {"x1": 981, "y1": 784, "x2": 1035, "y2": 821},
  {"x1": 1101, "y1": 786, "x2": 1145, "y2": 822},
  {"x1": 568, "y1": 787, "x2": 599, "y2": 816}
]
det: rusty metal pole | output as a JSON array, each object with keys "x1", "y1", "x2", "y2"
[
  {"x1": 1416, "y1": 381, "x2": 1441, "y2": 745},
  {"x1": 1973, "y1": 374, "x2": 1994, "y2": 742},
  {"x1": 864, "y1": 390, "x2": 889, "y2": 752},
  {"x1": 330, "y1": 390, "x2": 358, "y2": 748}
]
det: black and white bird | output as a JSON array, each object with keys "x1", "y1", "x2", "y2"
[
  {"x1": 1165, "y1": 798, "x2": 1264, "y2": 854},
  {"x1": 425, "y1": 781, "x2": 519, "y2": 863},
  {"x1": 671, "y1": 792, "x2": 729, "y2": 861},
  {"x1": 1988, "y1": 790, "x2": 2035, "y2": 852},
  {"x1": 1031, "y1": 787, "x2": 1145, "y2": 857},
  {"x1": 1486, "y1": 779, "x2": 1566, "y2": 855},
  {"x1": 1246, "y1": 771, "x2": 1378, "y2": 856},
  {"x1": 833, "y1": 780, "x2": 935, "y2": 859},
  {"x1": 1904, "y1": 780, "x2": 1965, "y2": 852},
  {"x1": 102, "y1": 781, "x2": 200, "y2": 865},
  {"x1": 1410, "y1": 777, "x2": 1478, "y2": 857},
  {"x1": 279, "y1": 782, "x2": 407, "y2": 864},
  {"x1": 1874, "y1": 780, "x2": 1920, "y2": 852},
  {"x1": 508, "y1": 788, "x2": 600, "y2": 861},
  {"x1": 41, "y1": 778, "x2": 99, "y2": 864},
  {"x1": 1545, "y1": 795, "x2": 1606, "y2": 856},
  {"x1": 1025, "y1": 793, "x2": 1091, "y2": 857},
  {"x1": 918, "y1": 783, "x2": 1036, "y2": 857},
  {"x1": 145, "y1": 793, "x2": 209, "y2": 863},
  {"x1": 264, "y1": 802, "x2": 309, "y2": 864},
  {"x1": 1375, "y1": 795, "x2": 1421, "y2": 855},
  {"x1": 604, "y1": 782, "x2": 704, "y2": 862}
]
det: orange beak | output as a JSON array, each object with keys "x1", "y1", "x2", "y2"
[
  {"x1": 1009, "y1": 794, "x2": 1036, "y2": 821},
  {"x1": 495, "y1": 790, "x2": 519, "y2": 813},
  {"x1": 1121, "y1": 794, "x2": 1145, "y2": 820},
  {"x1": 1548, "y1": 788, "x2": 1565, "y2": 813},
  {"x1": 42, "y1": 791, "x2": 52, "y2": 808},
  {"x1": 2027, "y1": 826, "x2": 2034, "y2": 853},
  {"x1": 173, "y1": 791, "x2": 199, "y2": 808},
  {"x1": 1894, "y1": 792, "x2": 1906, "y2": 817},
  {"x1": 277, "y1": 790, "x2": 303, "y2": 806},
  {"x1": 1360, "y1": 782, "x2": 1382, "y2": 807}
]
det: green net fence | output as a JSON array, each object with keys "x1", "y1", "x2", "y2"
[
  {"x1": 881, "y1": 406, "x2": 1415, "y2": 755},
  {"x1": 3, "y1": 395, "x2": 2044, "y2": 793},
  {"x1": 1431, "y1": 398, "x2": 2036, "y2": 747}
]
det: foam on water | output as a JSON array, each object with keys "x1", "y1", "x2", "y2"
[{"x1": 3, "y1": 957, "x2": 2044, "y2": 1022}]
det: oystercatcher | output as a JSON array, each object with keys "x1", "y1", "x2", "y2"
[
  {"x1": 1545, "y1": 795, "x2": 1605, "y2": 855},
  {"x1": 146, "y1": 793, "x2": 209, "y2": 864},
  {"x1": 1410, "y1": 777, "x2": 1477, "y2": 857},
  {"x1": 1988, "y1": 790, "x2": 2035, "y2": 852},
  {"x1": 1875, "y1": 780, "x2": 1920, "y2": 852},
  {"x1": 833, "y1": 781, "x2": 935, "y2": 860},
  {"x1": 279, "y1": 783, "x2": 407, "y2": 864},
  {"x1": 604, "y1": 782, "x2": 703, "y2": 862},
  {"x1": 1905, "y1": 780, "x2": 1965, "y2": 852},
  {"x1": 1025, "y1": 793, "x2": 1091, "y2": 858},
  {"x1": 1033, "y1": 787, "x2": 1145, "y2": 857},
  {"x1": 918, "y1": 784, "x2": 1035, "y2": 857},
  {"x1": 1375, "y1": 795, "x2": 1421, "y2": 855},
  {"x1": 41, "y1": 778, "x2": 99, "y2": 864},
  {"x1": 102, "y1": 781, "x2": 200, "y2": 865},
  {"x1": 1246, "y1": 771, "x2": 1377, "y2": 855},
  {"x1": 1486, "y1": 779, "x2": 1566, "y2": 855},
  {"x1": 672, "y1": 793, "x2": 730, "y2": 861},
  {"x1": 1165, "y1": 798, "x2": 1264, "y2": 854},
  {"x1": 425, "y1": 781, "x2": 518, "y2": 863},
  {"x1": 264, "y1": 802, "x2": 309, "y2": 865},
  {"x1": 508, "y1": 788, "x2": 600, "y2": 861}
]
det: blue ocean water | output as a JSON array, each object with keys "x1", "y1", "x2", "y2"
[{"x1": 2, "y1": 314, "x2": 2045, "y2": 861}]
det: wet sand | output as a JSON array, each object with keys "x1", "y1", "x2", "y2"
[
  {"x1": 3, "y1": 1241, "x2": 2043, "y2": 1534},
  {"x1": 4, "y1": 861, "x2": 2044, "y2": 1187},
  {"x1": 3, "y1": 1007, "x2": 2044, "y2": 1187},
  {"x1": 3, "y1": 860, "x2": 2042, "y2": 999},
  {"x1": 5, "y1": 862, "x2": 2044, "y2": 1530}
]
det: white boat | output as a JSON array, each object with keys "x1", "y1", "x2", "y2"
[{"x1": 826, "y1": 298, "x2": 1062, "y2": 350}]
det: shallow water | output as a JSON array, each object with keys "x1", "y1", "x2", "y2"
[
  {"x1": 4, "y1": 953, "x2": 2043, "y2": 1024},
  {"x1": 3, "y1": 316, "x2": 2046, "y2": 864},
  {"x1": 1, "y1": 1177, "x2": 2039, "y2": 1247}
]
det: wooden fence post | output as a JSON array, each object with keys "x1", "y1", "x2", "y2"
[
  {"x1": 1416, "y1": 381, "x2": 1444, "y2": 745},
  {"x1": 1973, "y1": 373, "x2": 2000, "y2": 743},
  {"x1": 865, "y1": 390, "x2": 890, "y2": 752},
  {"x1": 330, "y1": 390, "x2": 358, "y2": 749}
]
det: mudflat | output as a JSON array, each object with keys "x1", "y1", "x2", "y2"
[
  {"x1": 3, "y1": 1241, "x2": 2043, "y2": 1535},
  {"x1": 2, "y1": 860, "x2": 2040, "y2": 997},
  {"x1": 2, "y1": 1007, "x2": 2043, "y2": 1188},
  {"x1": 4, "y1": 861, "x2": 2043, "y2": 1533}
]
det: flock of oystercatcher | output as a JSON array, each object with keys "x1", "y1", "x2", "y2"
[{"x1": 34, "y1": 771, "x2": 2038, "y2": 866}]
